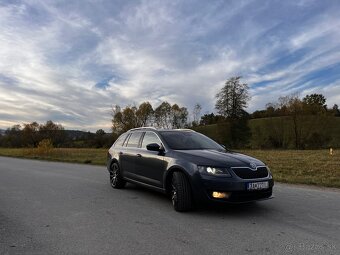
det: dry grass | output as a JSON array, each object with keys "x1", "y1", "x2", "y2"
[
  {"x1": 0, "y1": 148, "x2": 107, "y2": 165},
  {"x1": 240, "y1": 150, "x2": 340, "y2": 188},
  {"x1": 0, "y1": 148, "x2": 339, "y2": 188}
]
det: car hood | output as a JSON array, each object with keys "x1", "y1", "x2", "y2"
[{"x1": 173, "y1": 149, "x2": 264, "y2": 168}]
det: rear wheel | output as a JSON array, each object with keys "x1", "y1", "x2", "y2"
[
  {"x1": 110, "y1": 162, "x2": 126, "y2": 189},
  {"x1": 171, "y1": 172, "x2": 192, "y2": 212}
]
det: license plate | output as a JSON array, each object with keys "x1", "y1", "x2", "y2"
[{"x1": 247, "y1": 181, "x2": 269, "y2": 191}]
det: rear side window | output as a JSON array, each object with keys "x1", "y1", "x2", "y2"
[
  {"x1": 126, "y1": 132, "x2": 143, "y2": 147},
  {"x1": 142, "y1": 132, "x2": 161, "y2": 148},
  {"x1": 114, "y1": 133, "x2": 127, "y2": 147}
]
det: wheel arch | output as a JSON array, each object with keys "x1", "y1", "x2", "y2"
[
  {"x1": 164, "y1": 166, "x2": 192, "y2": 195},
  {"x1": 108, "y1": 158, "x2": 119, "y2": 172}
]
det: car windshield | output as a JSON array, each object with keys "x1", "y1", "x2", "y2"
[{"x1": 159, "y1": 131, "x2": 225, "y2": 150}]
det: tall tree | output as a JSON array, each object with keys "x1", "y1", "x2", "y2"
[
  {"x1": 4, "y1": 125, "x2": 22, "y2": 147},
  {"x1": 171, "y1": 104, "x2": 188, "y2": 128},
  {"x1": 154, "y1": 101, "x2": 172, "y2": 128},
  {"x1": 136, "y1": 102, "x2": 154, "y2": 127},
  {"x1": 332, "y1": 104, "x2": 340, "y2": 117},
  {"x1": 22, "y1": 122, "x2": 40, "y2": 147},
  {"x1": 94, "y1": 129, "x2": 106, "y2": 148},
  {"x1": 287, "y1": 95, "x2": 304, "y2": 149},
  {"x1": 39, "y1": 120, "x2": 65, "y2": 147},
  {"x1": 192, "y1": 103, "x2": 202, "y2": 126},
  {"x1": 111, "y1": 105, "x2": 138, "y2": 133},
  {"x1": 303, "y1": 94, "x2": 326, "y2": 106},
  {"x1": 215, "y1": 76, "x2": 250, "y2": 118},
  {"x1": 303, "y1": 94, "x2": 327, "y2": 114}
]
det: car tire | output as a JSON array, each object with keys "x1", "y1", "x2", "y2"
[
  {"x1": 110, "y1": 162, "x2": 126, "y2": 189},
  {"x1": 171, "y1": 172, "x2": 192, "y2": 212}
]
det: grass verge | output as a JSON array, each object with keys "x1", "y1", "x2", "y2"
[
  {"x1": 240, "y1": 150, "x2": 340, "y2": 189},
  {"x1": 0, "y1": 148, "x2": 107, "y2": 166},
  {"x1": 0, "y1": 148, "x2": 339, "y2": 189}
]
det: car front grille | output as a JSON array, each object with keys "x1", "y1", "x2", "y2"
[{"x1": 232, "y1": 166, "x2": 269, "y2": 179}]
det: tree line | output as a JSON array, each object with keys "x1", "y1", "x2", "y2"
[
  {"x1": 111, "y1": 101, "x2": 188, "y2": 133},
  {"x1": 0, "y1": 121, "x2": 115, "y2": 148},
  {"x1": 196, "y1": 77, "x2": 339, "y2": 149},
  {"x1": 1, "y1": 76, "x2": 339, "y2": 149},
  {"x1": 248, "y1": 93, "x2": 340, "y2": 149}
]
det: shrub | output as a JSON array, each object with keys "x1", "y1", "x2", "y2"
[{"x1": 37, "y1": 139, "x2": 54, "y2": 155}]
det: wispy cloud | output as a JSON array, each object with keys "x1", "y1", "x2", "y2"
[{"x1": 0, "y1": 0, "x2": 339, "y2": 131}]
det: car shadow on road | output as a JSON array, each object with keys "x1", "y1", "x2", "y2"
[
  {"x1": 121, "y1": 183, "x2": 171, "y2": 201},
  {"x1": 121, "y1": 183, "x2": 274, "y2": 218},
  {"x1": 193, "y1": 201, "x2": 273, "y2": 217}
]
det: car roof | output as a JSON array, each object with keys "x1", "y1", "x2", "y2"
[{"x1": 128, "y1": 127, "x2": 194, "y2": 132}]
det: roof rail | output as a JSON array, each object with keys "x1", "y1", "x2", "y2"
[
  {"x1": 174, "y1": 128, "x2": 194, "y2": 131},
  {"x1": 129, "y1": 127, "x2": 157, "y2": 131}
]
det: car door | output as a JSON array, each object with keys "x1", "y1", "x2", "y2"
[
  {"x1": 134, "y1": 131, "x2": 167, "y2": 187},
  {"x1": 119, "y1": 132, "x2": 143, "y2": 179}
]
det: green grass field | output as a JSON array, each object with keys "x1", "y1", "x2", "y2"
[{"x1": 0, "y1": 148, "x2": 339, "y2": 188}]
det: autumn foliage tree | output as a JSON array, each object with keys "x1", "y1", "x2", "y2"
[
  {"x1": 112, "y1": 101, "x2": 188, "y2": 134},
  {"x1": 136, "y1": 102, "x2": 154, "y2": 126},
  {"x1": 154, "y1": 102, "x2": 172, "y2": 128},
  {"x1": 170, "y1": 104, "x2": 188, "y2": 129}
]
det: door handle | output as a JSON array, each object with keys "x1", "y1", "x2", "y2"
[{"x1": 136, "y1": 153, "x2": 142, "y2": 158}]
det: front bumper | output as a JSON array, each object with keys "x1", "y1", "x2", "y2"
[{"x1": 190, "y1": 172, "x2": 274, "y2": 204}]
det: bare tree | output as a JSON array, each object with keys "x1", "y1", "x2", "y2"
[
  {"x1": 171, "y1": 104, "x2": 188, "y2": 128},
  {"x1": 192, "y1": 103, "x2": 202, "y2": 126}
]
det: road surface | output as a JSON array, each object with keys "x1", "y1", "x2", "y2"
[{"x1": 0, "y1": 156, "x2": 339, "y2": 255}]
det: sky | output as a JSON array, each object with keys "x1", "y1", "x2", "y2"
[{"x1": 1, "y1": 0, "x2": 340, "y2": 131}]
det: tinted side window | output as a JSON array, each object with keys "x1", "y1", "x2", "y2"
[
  {"x1": 122, "y1": 134, "x2": 130, "y2": 147},
  {"x1": 126, "y1": 132, "x2": 143, "y2": 147},
  {"x1": 142, "y1": 132, "x2": 161, "y2": 148},
  {"x1": 114, "y1": 133, "x2": 127, "y2": 147}
]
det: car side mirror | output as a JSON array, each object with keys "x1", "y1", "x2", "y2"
[{"x1": 146, "y1": 143, "x2": 162, "y2": 152}]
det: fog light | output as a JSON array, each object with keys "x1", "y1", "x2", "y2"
[{"x1": 212, "y1": 191, "x2": 230, "y2": 199}]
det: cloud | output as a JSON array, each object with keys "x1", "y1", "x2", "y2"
[{"x1": 0, "y1": 0, "x2": 340, "y2": 131}]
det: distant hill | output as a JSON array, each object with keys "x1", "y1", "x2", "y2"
[
  {"x1": 0, "y1": 129, "x2": 111, "y2": 138},
  {"x1": 65, "y1": 130, "x2": 93, "y2": 139}
]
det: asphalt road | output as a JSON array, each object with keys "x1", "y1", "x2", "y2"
[{"x1": 0, "y1": 156, "x2": 339, "y2": 255}]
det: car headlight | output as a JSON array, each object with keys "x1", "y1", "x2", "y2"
[{"x1": 198, "y1": 166, "x2": 231, "y2": 177}]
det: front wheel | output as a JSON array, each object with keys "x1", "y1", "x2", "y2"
[
  {"x1": 171, "y1": 172, "x2": 193, "y2": 212},
  {"x1": 110, "y1": 162, "x2": 126, "y2": 189}
]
